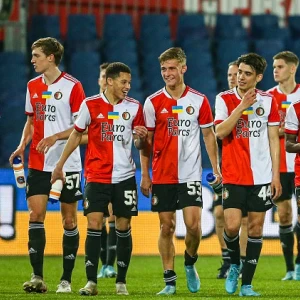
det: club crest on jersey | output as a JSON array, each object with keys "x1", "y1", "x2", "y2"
[
  {"x1": 83, "y1": 198, "x2": 90, "y2": 209},
  {"x1": 222, "y1": 188, "x2": 229, "y2": 200},
  {"x1": 255, "y1": 105, "x2": 265, "y2": 116},
  {"x1": 122, "y1": 111, "x2": 130, "y2": 120},
  {"x1": 152, "y1": 195, "x2": 159, "y2": 206},
  {"x1": 186, "y1": 105, "x2": 195, "y2": 115},
  {"x1": 54, "y1": 91, "x2": 63, "y2": 100}
]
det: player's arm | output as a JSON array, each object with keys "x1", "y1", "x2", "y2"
[
  {"x1": 201, "y1": 126, "x2": 221, "y2": 177},
  {"x1": 140, "y1": 131, "x2": 154, "y2": 197},
  {"x1": 9, "y1": 115, "x2": 33, "y2": 165},
  {"x1": 268, "y1": 125, "x2": 282, "y2": 200},
  {"x1": 216, "y1": 88, "x2": 257, "y2": 139},
  {"x1": 285, "y1": 133, "x2": 300, "y2": 153},
  {"x1": 51, "y1": 129, "x2": 83, "y2": 183},
  {"x1": 133, "y1": 126, "x2": 148, "y2": 150}
]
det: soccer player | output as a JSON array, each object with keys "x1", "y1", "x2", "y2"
[
  {"x1": 215, "y1": 53, "x2": 282, "y2": 296},
  {"x1": 140, "y1": 47, "x2": 221, "y2": 295},
  {"x1": 51, "y1": 62, "x2": 148, "y2": 296},
  {"x1": 268, "y1": 51, "x2": 300, "y2": 281},
  {"x1": 96, "y1": 62, "x2": 117, "y2": 279},
  {"x1": 213, "y1": 61, "x2": 248, "y2": 279},
  {"x1": 9, "y1": 37, "x2": 85, "y2": 293}
]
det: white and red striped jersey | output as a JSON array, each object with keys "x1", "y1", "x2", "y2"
[
  {"x1": 25, "y1": 72, "x2": 85, "y2": 172},
  {"x1": 75, "y1": 93, "x2": 144, "y2": 184},
  {"x1": 143, "y1": 86, "x2": 213, "y2": 184},
  {"x1": 267, "y1": 84, "x2": 300, "y2": 173},
  {"x1": 284, "y1": 100, "x2": 300, "y2": 186},
  {"x1": 214, "y1": 87, "x2": 280, "y2": 185}
]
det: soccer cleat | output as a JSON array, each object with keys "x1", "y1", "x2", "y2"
[
  {"x1": 97, "y1": 265, "x2": 107, "y2": 278},
  {"x1": 79, "y1": 281, "x2": 98, "y2": 296},
  {"x1": 239, "y1": 285, "x2": 260, "y2": 296},
  {"x1": 282, "y1": 271, "x2": 294, "y2": 281},
  {"x1": 225, "y1": 264, "x2": 239, "y2": 294},
  {"x1": 156, "y1": 285, "x2": 176, "y2": 295},
  {"x1": 23, "y1": 274, "x2": 47, "y2": 293},
  {"x1": 217, "y1": 261, "x2": 230, "y2": 279},
  {"x1": 104, "y1": 265, "x2": 117, "y2": 278},
  {"x1": 56, "y1": 280, "x2": 71, "y2": 293},
  {"x1": 294, "y1": 264, "x2": 300, "y2": 280},
  {"x1": 116, "y1": 282, "x2": 129, "y2": 295},
  {"x1": 184, "y1": 265, "x2": 200, "y2": 293}
]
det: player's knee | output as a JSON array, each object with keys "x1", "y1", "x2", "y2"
[
  {"x1": 63, "y1": 216, "x2": 77, "y2": 230},
  {"x1": 160, "y1": 222, "x2": 175, "y2": 237}
]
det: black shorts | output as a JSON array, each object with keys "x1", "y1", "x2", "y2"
[
  {"x1": 294, "y1": 187, "x2": 300, "y2": 215},
  {"x1": 222, "y1": 183, "x2": 274, "y2": 213},
  {"x1": 151, "y1": 181, "x2": 203, "y2": 212},
  {"x1": 26, "y1": 169, "x2": 82, "y2": 203},
  {"x1": 276, "y1": 172, "x2": 295, "y2": 202},
  {"x1": 83, "y1": 176, "x2": 138, "y2": 218}
]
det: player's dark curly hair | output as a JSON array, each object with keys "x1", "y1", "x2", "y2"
[
  {"x1": 237, "y1": 53, "x2": 267, "y2": 75},
  {"x1": 106, "y1": 62, "x2": 131, "y2": 79}
]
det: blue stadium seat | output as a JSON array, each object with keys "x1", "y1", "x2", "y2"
[
  {"x1": 250, "y1": 14, "x2": 279, "y2": 39},
  {"x1": 253, "y1": 39, "x2": 285, "y2": 59},
  {"x1": 215, "y1": 14, "x2": 248, "y2": 39},
  {"x1": 0, "y1": 51, "x2": 26, "y2": 65},
  {"x1": 179, "y1": 38, "x2": 211, "y2": 53},
  {"x1": 288, "y1": 16, "x2": 300, "y2": 39},
  {"x1": 103, "y1": 14, "x2": 134, "y2": 40},
  {"x1": 140, "y1": 14, "x2": 170, "y2": 39},
  {"x1": 177, "y1": 14, "x2": 209, "y2": 42},
  {"x1": 140, "y1": 37, "x2": 173, "y2": 58},
  {"x1": 28, "y1": 15, "x2": 61, "y2": 45}
]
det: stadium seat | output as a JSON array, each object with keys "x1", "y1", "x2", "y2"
[
  {"x1": 103, "y1": 14, "x2": 134, "y2": 40},
  {"x1": 177, "y1": 14, "x2": 209, "y2": 42},
  {"x1": 253, "y1": 39, "x2": 285, "y2": 59},
  {"x1": 215, "y1": 14, "x2": 248, "y2": 39},
  {"x1": 288, "y1": 16, "x2": 300, "y2": 39},
  {"x1": 28, "y1": 15, "x2": 61, "y2": 45},
  {"x1": 0, "y1": 51, "x2": 26, "y2": 65},
  {"x1": 140, "y1": 14, "x2": 170, "y2": 40},
  {"x1": 250, "y1": 14, "x2": 279, "y2": 39}
]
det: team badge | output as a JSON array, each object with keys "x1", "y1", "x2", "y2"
[
  {"x1": 54, "y1": 91, "x2": 63, "y2": 100},
  {"x1": 152, "y1": 195, "x2": 159, "y2": 206},
  {"x1": 222, "y1": 188, "x2": 229, "y2": 200},
  {"x1": 83, "y1": 198, "x2": 90, "y2": 209},
  {"x1": 186, "y1": 106, "x2": 195, "y2": 115},
  {"x1": 122, "y1": 111, "x2": 130, "y2": 120},
  {"x1": 255, "y1": 105, "x2": 265, "y2": 116}
]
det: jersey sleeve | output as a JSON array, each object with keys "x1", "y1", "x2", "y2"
[
  {"x1": 132, "y1": 103, "x2": 145, "y2": 128},
  {"x1": 143, "y1": 98, "x2": 156, "y2": 130},
  {"x1": 268, "y1": 96, "x2": 280, "y2": 126},
  {"x1": 198, "y1": 95, "x2": 213, "y2": 128},
  {"x1": 25, "y1": 87, "x2": 33, "y2": 116},
  {"x1": 70, "y1": 81, "x2": 86, "y2": 118},
  {"x1": 74, "y1": 100, "x2": 91, "y2": 132},
  {"x1": 285, "y1": 104, "x2": 299, "y2": 135},
  {"x1": 214, "y1": 94, "x2": 228, "y2": 125}
]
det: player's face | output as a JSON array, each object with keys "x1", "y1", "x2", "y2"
[
  {"x1": 161, "y1": 59, "x2": 186, "y2": 88},
  {"x1": 31, "y1": 47, "x2": 52, "y2": 73},
  {"x1": 111, "y1": 72, "x2": 131, "y2": 100},
  {"x1": 227, "y1": 64, "x2": 238, "y2": 89},
  {"x1": 237, "y1": 62, "x2": 262, "y2": 92},
  {"x1": 98, "y1": 69, "x2": 107, "y2": 93},
  {"x1": 273, "y1": 59, "x2": 293, "y2": 83}
]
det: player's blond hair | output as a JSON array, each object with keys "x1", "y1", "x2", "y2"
[
  {"x1": 158, "y1": 47, "x2": 187, "y2": 65},
  {"x1": 273, "y1": 51, "x2": 299, "y2": 68}
]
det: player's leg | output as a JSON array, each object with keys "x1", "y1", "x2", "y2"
[
  {"x1": 97, "y1": 217, "x2": 107, "y2": 278},
  {"x1": 214, "y1": 201, "x2": 230, "y2": 279},
  {"x1": 23, "y1": 169, "x2": 49, "y2": 293},
  {"x1": 79, "y1": 182, "x2": 109, "y2": 296},
  {"x1": 294, "y1": 187, "x2": 300, "y2": 280},
  {"x1": 112, "y1": 176, "x2": 138, "y2": 295},
  {"x1": 239, "y1": 214, "x2": 248, "y2": 277}
]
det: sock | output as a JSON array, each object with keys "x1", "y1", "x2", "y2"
[
  {"x1": 295, "y1": 222, "x2": 300, "y2": 264},
  {"x1": 223, "y1": 231, "x2": 240, "y2": 265},
  {"x1": 28, "y1": 222, "x2": 46, "y2": 278},
  {"x1": 100, "y1": 224, "x2": 107, "y2": 266},
  {"x1": 240, "y1": 255, "x2": 246, "y2": 265},
  {"x1": 163, "y1": 269, "x2": 177, "y2": 286},
  {"x1": 85, "y1": 229, "x2": 102, "y2": 284},
  {"x1": 61, "y1": 226, "x2": 79, "y2": 283},
  {"x1": 184, "y1": 250, "x2": 198, "y2": 266},
  {"x1": 116, "y1": 228, "x2": 132, "y2": 284},
  {"x1": 242, "y1": 236, "x2": 263, "y2": 286},
  {"x1": 107, "y1": 221, "x2": 117, "y2": 266},
  {"x1": 222, "y1": 248, "x2": 231, "y2": 263},
  {"x1": 279, "y1": 224, "x2": 294, "y2": 271}
]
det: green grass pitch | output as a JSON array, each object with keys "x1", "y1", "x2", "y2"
[{"x1": 0, "y1": 255, "x2": 300, "y2": 299}]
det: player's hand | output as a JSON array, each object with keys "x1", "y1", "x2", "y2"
[
  {"x1": 240, "y1": 88, "x2": 257, "y2": 110},
  {"x1": 51, "y1": 166, "x2": 65, "y2": 184},
  {"x1": 133, "y1": 126, "x2": 148, "y2": 141},
  {"x1": 9, "y1": 147, "x2": 25, "y2": 166},
  {"x1": 36, "y1": 134, "x2": 58, "y2": 154},
  {"x1": 140, "y1": 175, "x2": 152, "y2": 198},
  {"x1": 271, "y1": 177, "x2": 282, "y2": 200}
]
